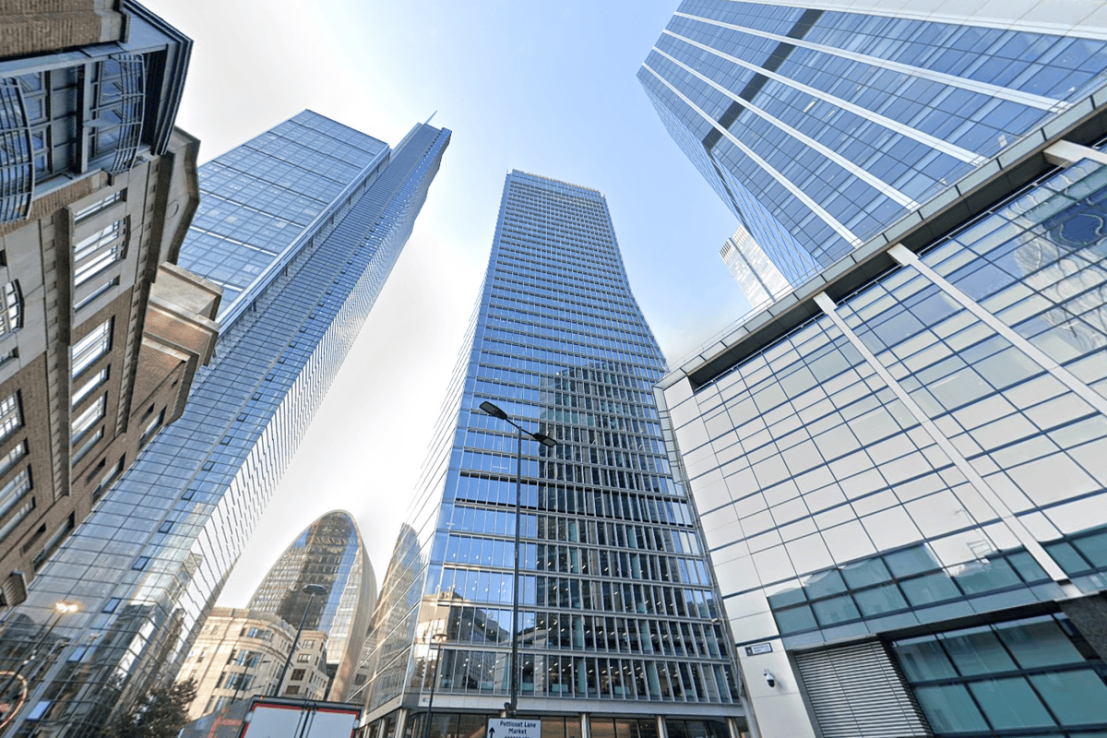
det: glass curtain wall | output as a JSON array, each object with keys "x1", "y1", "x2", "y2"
[{"x1": 358, "y1": 172, "x2": 743, "y2": 734}]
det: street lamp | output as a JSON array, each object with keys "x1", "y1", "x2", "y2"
[
  {"x1": 271, "y1": 584, "x2": 327, "y2": 697},
  {"x1": 477, "y1": 400, "x2": 557, "y2": 718},
  {"x1": 420, "y1": 633, "x2": 448, "y2": 738}
]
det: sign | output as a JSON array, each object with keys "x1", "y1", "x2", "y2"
[
  {"x1": 487, "y1": 718, "x2": 541, "y2": 738},
  {"x1": 745, "y1": 642, "x2": 773, "y2": 656}
]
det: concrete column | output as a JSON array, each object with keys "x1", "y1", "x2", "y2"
[{"x1": 1060, "y1": 594, "x2": 1107, "y2": 661}]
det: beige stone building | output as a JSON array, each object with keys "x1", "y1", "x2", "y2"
[
  {"x1": 0, "y1": 0, "x2": 218, "y2": 607},
  {"x1": 178, "y1": 607, "x2": 331, "y2": 721}
]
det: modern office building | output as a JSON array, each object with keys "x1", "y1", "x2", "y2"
[
  {"x1": 639, "y1": 1, "x2": 1107, "y2": 291},
  {"x1": 0, "y1": 112, "x2": 450, "y2": 737},
  {"x1": 655, "y1": 17, "x2": 1107, "y2": 738},
  {"x1": 0, "y1": 1, "x2": 222, "y2": 608},
  {"x1": 176, "y1": 607, "x2": 330, "y2": 720},
  {"x1": 357, "y1": 171, "x2": 746, "y2": 738},
  {"x1": 718, "y1": 226, "x2": 789, "y2": 310},
  {"x1": 247, "y1": 510, "x2": 376, "y2": 699}
]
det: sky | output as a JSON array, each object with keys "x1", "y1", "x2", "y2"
[{"x1": 140, "y1": 0, "x2": 749, "y2": 605}]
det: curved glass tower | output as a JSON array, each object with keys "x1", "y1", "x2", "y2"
[
  {"x1": 249, "y1": 511, "x2": 376, "y2": 698},
  {"x1": 356, "y1": 172, "x2": 746, "y2": 738}
]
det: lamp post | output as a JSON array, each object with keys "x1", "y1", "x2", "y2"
[
  {"x1": 271, "y1": 584, "x2": 327, "y2": 697},
  {"x1": 477, "y1": 400, "x2": 557, "y2": 718},
  {"x1": 420, "y1": 633, "x2": 448, "y2": 738}
]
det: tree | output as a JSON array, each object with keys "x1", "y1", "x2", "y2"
[{"x1": 103, "y1": 678, "x2": 197, "y2": 738}]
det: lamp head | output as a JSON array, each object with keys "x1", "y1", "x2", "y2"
[
  {"x1": 531, "y1": 432, "x2": 558, "y2": 448},
  {"x1": 54, "y1": 601, "x2": 80, "y2": 615},
  {"x1": 302, "y1": 584, "x2": 327, "y2": 598},
  {"x1": 479, "y1": 401, "x2": 508, "y2": 421}
]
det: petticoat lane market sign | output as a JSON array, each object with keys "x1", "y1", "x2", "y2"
[{"x1": 487, "y1": 718, "x2": 541, "y2": 738}]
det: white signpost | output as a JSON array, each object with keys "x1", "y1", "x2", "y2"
[{"x1": 487, "y1": 718, "x2": 541, "y2": 738}]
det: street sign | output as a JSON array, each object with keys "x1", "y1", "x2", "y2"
[
  {"x1": 745, "y1": 642, "x2": 773, "y2": 656},
  {"x1": 487, "y1": 718, "x2": 541, "y2": 738}
]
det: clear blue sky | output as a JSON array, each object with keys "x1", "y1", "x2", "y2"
[{"x1": 142, "y1": 0, "x2": 748, "y2": 600}]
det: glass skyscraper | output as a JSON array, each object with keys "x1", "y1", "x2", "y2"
[
  {"x1": 639, "y1": 1, "x2": 1107, "y2": 288},
  {"x1": 356, "y1": 172, "x2": 746, "y2": 738},
  {"x1": 248, "y1": 510, "x2": 376, "y2": 699},
  {"x1": 0, "y1": 112, "x2": 450, "y2": 737},
  {"x1": 647, "y1": 6, "x2": 1107, "y2": 736},
  {"x1": 718, "y1": 225, "x2": 789, "y2": 309}
]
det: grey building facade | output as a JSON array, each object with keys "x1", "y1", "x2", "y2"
[{"x1": 0, "y1": 113, "x2": 449, "y2": 737}]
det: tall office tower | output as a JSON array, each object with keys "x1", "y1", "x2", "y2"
[
  {"x1": 653, "y1": 19, "x2": 1107, "y2": 738},
  {"x1": 0, "y1": 113, "x2": 450, "y2": 737},
  {"x1": 639, "y1": 1, "x2": 1107, "y2": 291},
  {"x1": 0, "y1": 2, "x2": 221, "y2": 608},
  {"x1": 718, "y1": 226, "x2": 789, "y2": 309},
  {"x1": 247, "y1": 510, "x2": 376, "y2": 699},
  {"x1": 357, "y1": 172, "x2": 746, "y2": 738}
]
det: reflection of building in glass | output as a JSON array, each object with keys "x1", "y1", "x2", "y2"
[
  {"x1": 719, "y1": 226, "x2": 791, "y2": 309},
  {"x1": 247, "y1": 511, "x2": 375, "y2": 698},
  {"x1": 657, "y1": 104, "x2": 1107, "y2": 738},
  {"x1": 639, "y1": 1, "x2": 1107, "y2": 287},
  {"x1": 0, "y1": 1, "x2": 220, "y2": 609},
  {"x1": 0, "y1": 114, "x2": 450, "y2": 737},
  {"x1": 176, "y1": 608, "x2": 330, "y2": 720},
  {"x1": 358, "y1": 172, "x2": 746, "y2": 738}
]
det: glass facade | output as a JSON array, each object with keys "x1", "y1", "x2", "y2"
[
  {"x1": 177, "y1": 111, "x2": 388, "y2": 318},
  {"x1": 893, "y1": 614, "x2": 1107, "y2": 736},
  {"x1": 662, "y1": 152, "x2": 1107, "y2": 737},
  {"x1": 0, "y1": 114, "x2": 450, "y2": 737},
  {"x1": 639, "y1": 0, "x2": 1107, "y2": 288},
  {"x1": 247, "y1": 511, "x2": 376, "y2": 698},
  {"x1": 719, "y1": 225, "x2": 790, "y2": 309},
  {"x1": 356, "y1": 172, "x2": 744, "y2": 733}
]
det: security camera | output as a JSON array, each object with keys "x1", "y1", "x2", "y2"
[{"x1": 763, "y1": 669, "x2": 776, "y2": 688}]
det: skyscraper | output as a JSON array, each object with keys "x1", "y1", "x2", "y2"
[
  {"x1": 357, "y1": 172, "x2": 746, "y2": 738},
  {"x1": 646, "y1": 7, "x2": 1107, "y2": 737},
  {"x1": 718, "y1": 226, "x2": 789, "y2": 309},
  {"x1": 639, "y1": 1, "x2": 1107, "y2": 289},
  {"x1": 0, "y1": 112, "x2": 450, "y2": 737},
  {"x1": 247, "y1": 510, "x2": 376, "y2": 699}
]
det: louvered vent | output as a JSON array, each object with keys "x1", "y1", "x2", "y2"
[{"x1": 794, "y1": 640, "x2": 932, "y2": 738}]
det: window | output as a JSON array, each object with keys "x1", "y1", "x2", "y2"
[
  {"x1": 0, "y1": 497, "x2": 33, "y2": 543},
  {"x1": 32, "y1": 513, "x2": 74, "y2": 571},
  {"x1": 91, "y1": 456, "x2": 123, "y2": 500},
  {"x1": 290, "y1": 669, "x2": 306, "y2": 681},
  {"x1": 75, "y1": 277, "x2": 120, "y2": 312},
  {"x1": 0, "y1": 468, "x2": 30, "y2": 520},
  {"x1": 72, "y1": 369, "x2": 108, "y2": 407},
  {"x1": 72, "y1": 191, "x2": 122, "y2": 222},
  {"x1": 72, "y1": 428, "x2": 102, "y2": 465},
  {"x1": 73, "y1": 221, "x2": 123, "y2": 285},
  {"x1": 296, "y1": 654, "x2": 310, "y2": 663},
  {"x1": 139, "y1": 409, "x2": 165, "y2": 448},
  {"x1": 71, "y1": 320, "x2": 111, "y2": 378},
  {"x1": 284, "y1": 686, "x2": 299, "y2": 696},
  {"x1": 0, "y1": 393, "x2": 20, "y2": 443},
  {"x1": 1, "y1": 281, "x2": 21, "y2": 336},
  {"x1": 71, "y1": 395, "x2": 105, "y2": 445},
  {"x1": 0, "y1": 442, "x2": 25, "y2": 479}
]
